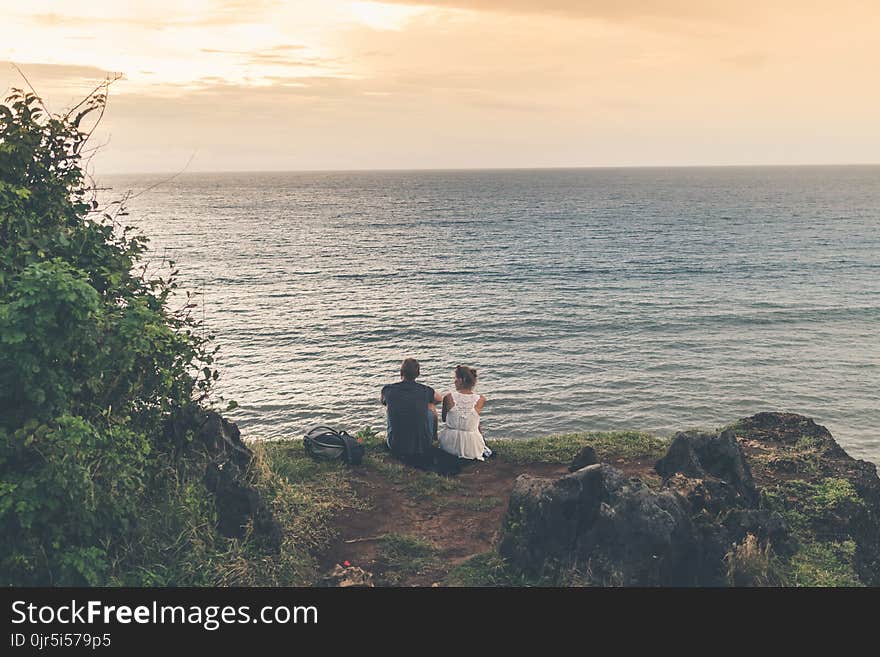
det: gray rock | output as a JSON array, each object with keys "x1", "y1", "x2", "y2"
[
  {"x1": 167, "y1": 408, "x2": 282, "y2": 551},
  {"x1": 499, "y1": 464, "x2": 723, "y2": 586},
  {"x1": 721, "y1": 508, "x2": 793, "y2": 556},
  {"x1": 655, "y1": 429, "x2": 758, "y2": 507},
  {"x1": 569, "y1": 445, "x2": 599, "y2": 472}
]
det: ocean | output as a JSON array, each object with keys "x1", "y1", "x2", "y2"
[{"x1": 101, "y1": 166, "x2": 880, "y2": 464}]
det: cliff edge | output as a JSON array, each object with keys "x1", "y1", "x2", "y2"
[
  {"x1": 498, "y1": 412, "x2": 879, "y2": 586},
  {"x1": 259, "y1": 412, "x2": 878, "y2": 586}
]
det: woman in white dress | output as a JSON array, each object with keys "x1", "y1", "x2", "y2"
[{"x1": 438, "y1": 365, "x2": 492, "y2": 461}]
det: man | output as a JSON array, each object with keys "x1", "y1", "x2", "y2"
[{"x1": 381, "y1": 357, "x2": 442, "y2": 466}]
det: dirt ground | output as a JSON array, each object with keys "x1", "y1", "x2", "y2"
[{"x1": 318, "y1": 453, "x2": 657, "y2": 586}]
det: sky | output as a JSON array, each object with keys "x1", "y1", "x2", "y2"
[{"x1": 1, "y1": 0, "x2": 879, "y2": 173}]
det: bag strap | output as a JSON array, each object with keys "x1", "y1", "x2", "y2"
[
  {"x1": 305, "y1": 426, "x2": 340, "y2": 439},
  {"x1": 339, "y1": 432, "x2": 362, "y2": 464}
]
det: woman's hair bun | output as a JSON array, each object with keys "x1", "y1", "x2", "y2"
[{"x1": 455, "y1": 365, "x2": 478, "y2": 387}]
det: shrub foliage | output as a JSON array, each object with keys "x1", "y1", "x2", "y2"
[{"x1": 0, "y1": 88, "x2": 220, "y2": 584}]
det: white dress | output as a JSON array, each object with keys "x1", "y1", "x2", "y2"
[{"x1": 438, "y1": 391, "x2": 492, "y2": 461}]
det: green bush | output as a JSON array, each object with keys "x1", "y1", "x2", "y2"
[{"x1": 0, "y1": 88, "x2": 220, "y2": 585}]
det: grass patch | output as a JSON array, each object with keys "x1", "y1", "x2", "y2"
[
  {"x1": 785, "y1": 540, "x2": 862, "y2": 587},
  {"x1": 365, "y1": 454, "x2": 462, "y2": 501},
  {"x1": 352, "y1": 426, "x2": 466, "y2": 502},
  {"x1": 444, "y1": 551, "x2": 522, "y2": 586},
  {"x1": 810, "y1": 478, "x2": 865, "y2": 511},
  {"x1": 263, "y1": 441, "x2": 352, "y2": 485},
  {"x1": 760, "y1": 477, "x2": 866, "y2": 586},
  {"x1": 111, "y1": 440, "x2": 353, "y2": 587},
  {"x1": 375, "y1": 534, "x2": 439, "y2": 585},
  {"x1": 768, "y1": 435, "x2": 826, "y2": 475},
  {"x1": 488, "y1": 431, "x2": 666, "y2": 465},
  {"x1": 354, "y1": 426, "x2": 390, "y2": 455},
  {"x1": 251, "y1": 440, "x2": 370, "y2": 585},
  {"x1": 795, "y1": 435, "x2": 824, "y2": 452},
  {"x1": 762, "y1": 477, "x2": 865, "y2": 535},
  {"x1": 108, "y1": 477, "x2": 275, "y2": 587},
  {"x1": 444, "y1": 552, "x2": 577, "y2": 587}
]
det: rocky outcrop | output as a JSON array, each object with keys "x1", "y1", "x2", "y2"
[
  {"x1": 499, "y1": 412, "x2": 880, "y2": 586},
  {"x1": 500, "y1": 464, "x2": 723, "y2": 585},
  {"x1": 166, "y1": 408, "x2": 282, "y2": 551},
  {"x1": 568, "y1": 445, "x2": 598, "y2": 472},
  {"x1": 655, "y1": 429, "x2": 758, "y2": 508},
  {"x1": 734, "y1": 412, "x2": 880, "y2": 585}
]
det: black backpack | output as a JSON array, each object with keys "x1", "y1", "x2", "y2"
[{"x1": 303, "y1": 426, "x2": 365, "y2": 465}]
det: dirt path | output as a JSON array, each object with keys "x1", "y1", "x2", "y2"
[{"x1": 317, "y1": 452, "x2": 658, "y2": 586}]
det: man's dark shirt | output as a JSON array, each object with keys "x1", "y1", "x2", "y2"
[{"x1": 382, "y1": 380, "x2": 435, "y2": 456}]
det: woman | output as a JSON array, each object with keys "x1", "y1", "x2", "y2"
[{"x1": 438, "y1": 365, "x2": 492, "y2": 461}]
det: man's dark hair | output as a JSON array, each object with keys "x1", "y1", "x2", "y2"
[{"x1": 400, "y1": 358, "x2": 420, "y2": 381}]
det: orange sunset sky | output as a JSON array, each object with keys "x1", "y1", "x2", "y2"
[{"x1": 2, "y1": 1, "x2": 879, "y2": 172}]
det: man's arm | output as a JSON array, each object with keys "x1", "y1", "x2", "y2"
[{"x1": 441, "y1": 392, "x2": 453, "y2": 422}]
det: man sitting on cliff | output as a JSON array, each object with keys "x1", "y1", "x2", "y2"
[{"x1": 381, "y1": 357, "x2": 442, "y2": 468}]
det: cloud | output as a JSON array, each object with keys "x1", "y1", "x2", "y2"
[
  {"x1": 4, "y1": 61, "x2": 114, "y2": 83},
  {"x1": 200, "y1": 47, "x2": 336, "y2": 68},
  {"x1": 3, "y1": 61, "x2": 121, "y2": 96},
  {"x1": 264, "y1": 44, "x2": 308, "y2": 52},
  {"x1": 1, "y1": 61, "x2": 124, "y2": 116},
  {"x1": 378, "y1": 0, "x2": 876, "y2": 30},
  {"x1": 7, "y1": 2, "x2": 879, "y2": 172},
  {"x1": 29, "y1": 12, "x2": 168, "y2": 30},
  {"x1": 29, "y1": 13, "x2": 103, "y2": 27},
  {"x1": 28, "y1": 1, "x2": 284, "y2": 30},
  {"x1": 377, "y1": 0, "x2": 745, "y2": 23}
]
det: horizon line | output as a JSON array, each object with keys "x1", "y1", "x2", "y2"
[{"x1": 97, "y1": 162, "x2": 880, "y2": 177}]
